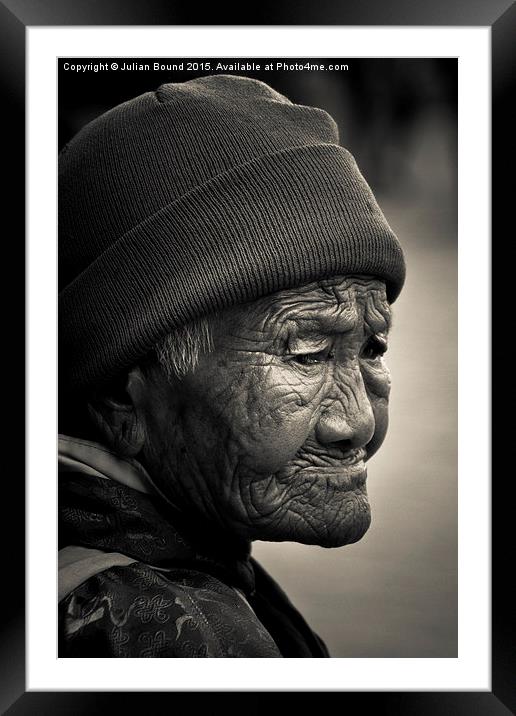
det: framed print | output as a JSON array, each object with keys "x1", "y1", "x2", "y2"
[{"x1": 2, "y1": 0, "x2": 513, "y2": 712}]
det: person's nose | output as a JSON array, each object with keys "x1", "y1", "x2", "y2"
[{"x1": 315, "y1": 368, "x2": 375, "y2": 451}]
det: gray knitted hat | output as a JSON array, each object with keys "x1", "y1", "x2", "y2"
[{"x1": 59, "y1": 74, "x2": 405, "y2": 391}]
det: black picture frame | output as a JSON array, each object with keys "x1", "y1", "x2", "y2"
[{"x1": 3, "y1": 1, "x2": 513, "y2": 713}]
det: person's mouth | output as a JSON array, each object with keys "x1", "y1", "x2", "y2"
[
  {"x1": 337, "y1": 448, "x2": 367, "y2": 488},
  {"x1": 301, "y1": 447, "x2": 367, "y2": 488},
  {"x1": 340, "y1": 447, "x2": 367, "y2": 467}
]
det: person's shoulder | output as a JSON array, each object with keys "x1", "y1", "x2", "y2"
[{"x1": 59, "y1": 561, "x2": 281, "y2": 657}]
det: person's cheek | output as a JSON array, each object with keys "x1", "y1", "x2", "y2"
[
  {"x1": 366, "y1": 396, "x2": 389, "y2": 459},
  {"x1": 362, "y1": 359, "x2": 391, "y2": 459},
  {"x1": 226, "y1": 364, "x2": 323, "y2": 476}
]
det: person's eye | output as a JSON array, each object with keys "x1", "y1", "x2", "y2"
[
  {"x1": 292, "y1": 348, "x2": 335, "y2": 366},
  {"x1": 361, "y1": 336, "x2": 388, "y2": 360}
]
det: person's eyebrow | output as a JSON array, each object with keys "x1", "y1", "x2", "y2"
[
  {"x1": 290, "y1": 307, "x2": 359, "y2": 337},
  {"x1": 275, "y1": 290, "x2": 393, "y2": 337}
]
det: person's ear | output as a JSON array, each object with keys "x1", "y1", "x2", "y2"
[{"x1": 87, "y1": 367, "x2": 148, "y2": 458}]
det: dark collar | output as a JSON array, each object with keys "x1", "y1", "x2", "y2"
[{"x1": 59, "y1": 471, "x2": 256, "y2": 596}]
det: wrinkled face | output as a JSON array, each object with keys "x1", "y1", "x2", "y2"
[{"x1": 138, "y1": 275, "x2": 392, "y2": 547}]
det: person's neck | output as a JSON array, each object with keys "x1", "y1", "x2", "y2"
[{"x1": 135, "y1": 455, "x2": 253, "y2": 564}]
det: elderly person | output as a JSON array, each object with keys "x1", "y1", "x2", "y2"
[{"x1": 58, "y1": 74, "x2": 405, "y2": 657}]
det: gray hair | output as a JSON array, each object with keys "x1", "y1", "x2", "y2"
[{"x1": 153, "y1": 315, "x2": 215, "y2": 381}]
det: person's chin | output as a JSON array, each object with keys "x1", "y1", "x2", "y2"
[
  {"x1": 320, "y1": 499, "x2": 372, "y2": 547},
  {"x1": 304, "y1": 486, "x2": 372, "y2": 547},
  {"x1": 257, "y1": 485, "x2": 372, "y2": 547},
  {"x1": 300, "y1": 463, "x2": 372, "y2": 546},
  {"x1": 246, "y1": 462, "x2": 372, "y2": 545}
]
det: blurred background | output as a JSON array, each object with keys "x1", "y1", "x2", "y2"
[{"x1": 59, "y1": 58, "x2": 457, "y2": 657}]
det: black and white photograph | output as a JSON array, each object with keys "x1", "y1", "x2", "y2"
[{"x1": 57, "y1": 57, "x2": 457, "y2": 659}]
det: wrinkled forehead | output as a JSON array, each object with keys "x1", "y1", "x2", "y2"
[{"x1": 236, "y1": 274, "x2": 392, "y2": 336}]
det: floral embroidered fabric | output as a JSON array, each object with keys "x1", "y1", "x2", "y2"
[{"x1": 59, "y1": 472, "x2": 330, "y2": 658}]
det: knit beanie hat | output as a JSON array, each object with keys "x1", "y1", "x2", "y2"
[{"x1": 59, "y1": 74, "x2": 405, "y2": 392}]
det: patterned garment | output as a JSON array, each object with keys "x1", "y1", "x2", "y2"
[{"x1": 59, "y1": 472, "x2": 330, "y2": 657}]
